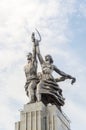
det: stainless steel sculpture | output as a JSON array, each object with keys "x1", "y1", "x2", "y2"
[
  {"x1": 24, "y1": 30, "x2": 76, "y2": 110},
  {"x1": 24, "y1": 33, "x2": 38, "y2": 103}
]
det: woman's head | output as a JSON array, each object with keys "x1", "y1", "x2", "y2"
[{"x1": 45, "y1": 54, "x2": 53, "y2": 63}]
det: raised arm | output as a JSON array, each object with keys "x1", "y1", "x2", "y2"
[
  {"x1": 31, "y1": 30, "x2": 44, "y2": 64},
  {"x1": 36, "y1": 44, "x2": 44, "y2": 64},
  {"x1": 31, "y1": 32, "x2": 37, "y2": 63},
  {"x1": 32, "y1": 43, "x2": 36, "y2": 63}
]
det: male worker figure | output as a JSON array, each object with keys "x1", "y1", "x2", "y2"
[{"x1": 24, "y1": 33, "x2": 38, "y2": 103}]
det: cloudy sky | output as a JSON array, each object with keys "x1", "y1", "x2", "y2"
[{"x1": 0, "y1": 0, "x2": 86, "y2": 130}]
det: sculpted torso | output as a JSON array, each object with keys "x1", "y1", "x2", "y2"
[
  {"x1": 41, "y1": 63, "x2": 55, "y2": 81},
  {"x1": 24, "y1": 62, "x2": 37, "y2": 81}
]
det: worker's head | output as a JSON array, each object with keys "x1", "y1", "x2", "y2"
[{"x1": 27, "y1": 52, "x2": 32, "y2": 61}]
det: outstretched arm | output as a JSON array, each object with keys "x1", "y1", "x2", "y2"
[
  {"x1": 53, "y1": 65, "x2": 70, "y2": 77},
  {"x1": 55, "y1": 76, "x2": 68, "y2": 82},
  {"x1": 53, "y1": 65, "x2": 76, "y2": 84}
]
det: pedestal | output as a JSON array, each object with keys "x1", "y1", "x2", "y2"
[{"x1": 15, "y1": 102, "x2": 70, "y2": 130}]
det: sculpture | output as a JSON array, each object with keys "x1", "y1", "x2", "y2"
[
  {"x1": 24, "y1": 33, "x2": 38, "y2": 103},
  {"x1": 24, "y1": 30, "x2": 76, "y2": 110}
]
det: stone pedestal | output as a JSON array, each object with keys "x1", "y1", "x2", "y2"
[{"x1": 15, "y1": 102, "x2": 70, "y2": 130}]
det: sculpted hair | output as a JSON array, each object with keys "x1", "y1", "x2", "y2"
[{"x1": 45, "y1": 54, "x2": 53, "y2": 63}]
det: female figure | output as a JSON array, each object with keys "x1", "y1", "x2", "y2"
[{"x1": 36, "y1": 44, "x2": 76, "y2": 108}]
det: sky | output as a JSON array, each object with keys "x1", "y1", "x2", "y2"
[{"x1": 0, "y1": 0, "x2": 86, "y2": 130}]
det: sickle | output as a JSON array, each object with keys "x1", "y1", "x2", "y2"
[{"x1": 35, "y1": 28, "x2": 41, "y2": 42}]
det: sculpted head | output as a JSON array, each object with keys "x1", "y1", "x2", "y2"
[
  {"x1": 45, "y1": 54, "x2": 53, "y2": 64},
  {"x1": 27, "y1": 52, "x2": 32, "y2": 61}
]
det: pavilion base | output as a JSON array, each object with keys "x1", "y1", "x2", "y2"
[{"x1": 15, "y1": 102, "x2": 70, "y2": 130}]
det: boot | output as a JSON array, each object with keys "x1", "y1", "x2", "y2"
[{"x1": 37, "y1": 94, "x2": 41, "y2": 102}]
